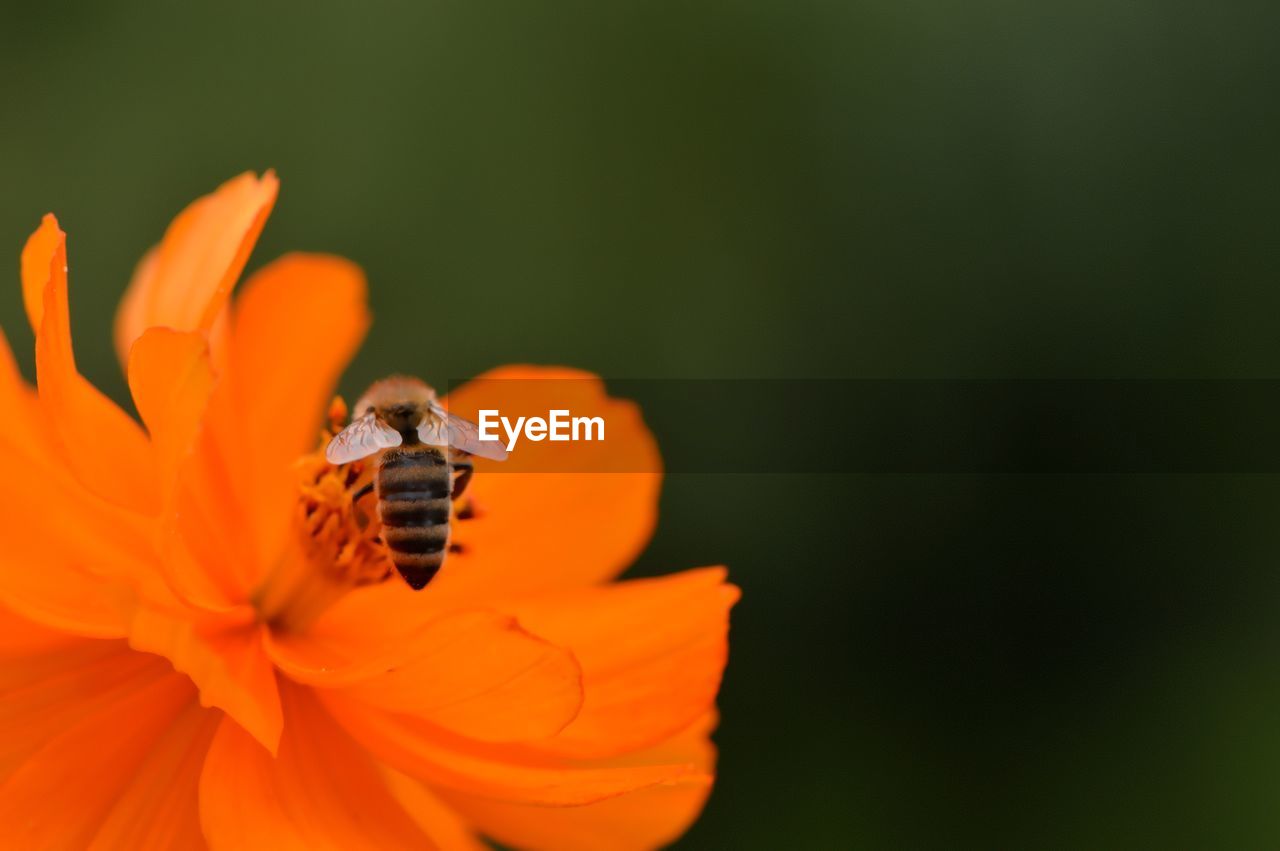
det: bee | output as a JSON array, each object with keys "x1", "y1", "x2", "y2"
[{"x1": 325, "y1": 376, "x2": 508, "y2": 590}]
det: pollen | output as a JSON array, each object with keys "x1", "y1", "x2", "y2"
[
  {"x1": 295, "y1": 444, "x2": 390, "y2": 588},
  {"x1": 254, "y1": 402, "x2": 394, "y2": 631}
]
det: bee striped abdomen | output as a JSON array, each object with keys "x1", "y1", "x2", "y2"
[{"x1": 376, "y1": 446, "x2": 452, "y2": 590}]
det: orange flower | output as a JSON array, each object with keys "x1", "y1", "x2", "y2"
[{"x1": 0, "y1": 172, "x2": 738, "y2": 849}]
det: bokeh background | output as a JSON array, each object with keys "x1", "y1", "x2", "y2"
[{"x1": 4, "y1": 1, "x2": 1280, "y2": 846}]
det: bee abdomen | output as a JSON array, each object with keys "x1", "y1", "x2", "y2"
[
  {"x1": 383, "y1": 525, "x2": 448, "y2": 590},
  {"x1": 376, "y1": 447, "x2": 453, "y2": 590},
  {"x1": 382, "y1": 522, "x2": 449, "y2": 553},
  {"x1": 387, "y1": 550, "x2": 445, "y2": 591},
  {"x1": 380, "y1": 496, "x2": 450, "y2": 527}
]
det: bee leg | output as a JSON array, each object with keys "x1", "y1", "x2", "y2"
[
  {"x1": 451, "y1": 459, "x2": 474, "y2": 501},
  {"x1": 351, "y1": 482, "x2": 374, "y2": 503}
]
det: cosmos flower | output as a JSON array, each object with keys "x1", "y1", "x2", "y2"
[{"x1": 0, "y1": 172, "x2": 738, "y2": 849}]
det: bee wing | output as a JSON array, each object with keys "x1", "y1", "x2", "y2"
[
  {"x1": 325, "y1": 413, "x2": 403, "y2": 464},
  {"x1": 422, "y1": 401, "x2": 509, "y2": 461}
]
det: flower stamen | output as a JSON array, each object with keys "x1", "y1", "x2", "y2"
[{"x1": 254, "y1": 397, "x2": 395, "y2": 631}]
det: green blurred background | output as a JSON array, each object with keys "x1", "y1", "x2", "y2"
[{"x1": 4, "y1": 1, "x2": 1280, "y2": 846}]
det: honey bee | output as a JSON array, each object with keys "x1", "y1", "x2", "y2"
[{"x1": 325, "y1": 376, "x2": 508, "y2": 590}]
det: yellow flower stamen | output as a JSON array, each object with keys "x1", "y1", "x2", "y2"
[{"x1": 254, "y1": 397, "x2": 394, "y2": 631}]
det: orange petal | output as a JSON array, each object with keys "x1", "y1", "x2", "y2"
[
  {"x1": 0, "y1": 530, "x2": 135, "y2": 638},
  {"x1": 0, "y1": 322, "x2": 167, "y2": 632},
  {"x1": 321, "y1": 693, "x2": 705, "y2": 806},
  {"x1": 20, "y1": 210, "x2": 64, "y2": 334},
  {"x1": 502, "y1": 567, "x2": 738, "y2": 759},
  {"x1": 0, "y1": 321, "x2": 125, "y2": 495},
  {"x1": 0, "y1": 446, "x2": 184, "y2": 637},
  {"x1": 0, "y1": 665, "x2": 195, "y2": 848},
  {"x1": 0, "y1": 332, "x2": 140, "y2": 633},
  {"x1": 23, "y1": 215, "x2": 156, "y2": 513},
  {"x1": 14, "y1": 239, "x2": 147, "y2": 526},
  {"x1": 128, "y1": 328, "x2": 214, "y2": 495},
  {"x1": 224, "y1": 253, "x2": 369, "y2": 578},
  {"x1": 0, "y1": 603, "x2": 87, "y2": 661},
  {"x1": 0, "y1": 619, "x2": 162, "y2": 780},
  {"x1": 198, "y1": 682, "x2": 430, "y2": 850},
  {"x1": 89, "y1": 701, "x2": 219, "y2": 851},
  {"x1": 114, "y1": 171, "x2": 278, "y2": 365},
  {"x1": 129, "y1": 607, "x2": 282, "y2": 754},
  {"x1": 378, "y1": 767, "x2": 489, "y2": 851},
  {"x1": 0, "y1": 319, "x2": 164, "y2": 628},
  {"x1": 168, "y1": 379, "x2": 262, "y2": 601},
  {"x1": 0, "y1": 452, "x2": 149, "y2": 638},
  {"x1": 440, "y1": 714, "x2": 718, "y2": 851},
  {"x1": 424, "y1": 366, "x2": 661, "y2": 605},
  {"x1": 268, "y1": 608, "x2": 582, "y2": 743},
  {"x1": 167, "y1": 481, "x2": 256, "y2": 607},
  {"x1": 0, "y1": 317, "x2": 51, "y2": 473},
  {"x1": 0, "y1": 388, "x2": 172, "y2": 637},
  {"x1": 128, "y1": 328, "x2": 246, "y2": 609}
]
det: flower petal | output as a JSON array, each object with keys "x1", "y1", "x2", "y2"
[
  {"x1": 127, "y1": 328, "x2": 247, "y2": 609},
  {"x1": 0, "y1": 523, "x2": 135, "y2": 638},
  {"x1": 114, "y1": 171, "x2": 278, "y2": 365},
  {"x1": 0, "y1": 614, "x2": 160, "y2": 780},
  {"x1": 0, "y1": 603, "x2": 85, "y2": 661},
  {"x1": 267, "y1": 608, "x2": 583, "y2": 743},
  {"x1": 0, "y1": 664, "x2": 195, "y2": 848},
  {"x1": 321, "y1": 693, "x2": 705, "y2": 807},
  {"x1": 440, "y1": 714, "x2": 718, "y2": 851},
  {"x1": 502, "y1": 567, "x2": 737, "y2": 759},
  {"x1": 0, "y1": 329, "x2": 48, "y2": 465},
  {"x1": 198, "y1": 682, "x2": 430, "y2": 850},
  {"x1": 129, "y1": 607, "x2": 282, "y2": 754},
  {"x1": 88, "y1": 702, "x2": 219, "y2": 851},
  {"x1": 19, "y1": 212, "x2": 60, "y2": 333},
  {"x1": 172, "y1": 426, "x2": 261, "y2": 597},
  {"x1": 0, "y1": 320, "x2": 166, "y2": 633},
  {"x1": 128, "y1": 329, "x2": 214, "y2": 497},
  {"x1": 22, "y1": 215, "x2": 156, "y2": 513},
  {"x1": 224, "y1": 253, "x2": 370, "y2": 578},
  {"x1": 378, "y1": 767, "x2": 489, "y2": 851},
  {"x1": 0, "y1": 449, "x2": 149, "y2": 638},
  {"x1": 0, "y1": 413, "x2": 168, "y2": 637},
  {"x1": 0, "y1": 334, "x2": 141, "y2": 634},
  {"x1": 426, "y1": 366, "x2": 661, "y2": 604}
]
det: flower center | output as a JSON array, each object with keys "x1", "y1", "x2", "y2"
[{"x1": 254, "y1": 398, "x2": 394, "y2": 631}]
